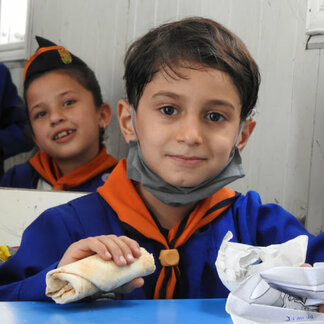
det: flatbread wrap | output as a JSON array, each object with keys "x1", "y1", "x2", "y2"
[{"x1": 46, "y1": 247, "x2": 156, "y2": 304}]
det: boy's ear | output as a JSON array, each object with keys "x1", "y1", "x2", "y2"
[
  {"x1": 237, "y1": 119, "x2": 256, "y2": 151},
  {"x1": 32, "y1": 134, "x2": 40, "y2": 148},
  {"x1": 117, "y1": 99, "x2": 137, "y2": 143},
  {"x1": 98, "y1": 103, "x2": 112, "y2": 128}
]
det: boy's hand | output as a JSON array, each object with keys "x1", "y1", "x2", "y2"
[
  {"x1": 58, "y1": 235, "x2": 142, "y2": 268},
  {"x1": 114, "y1": 277, "x2": 145, "y2": 294}
]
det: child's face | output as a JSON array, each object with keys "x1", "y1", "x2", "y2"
[
  {"x1": 120, "y1": 65, "x2": 255, "y2": 188},
  {"x1": 26, "y1": 71, "x2": 111, "y2": 168}
]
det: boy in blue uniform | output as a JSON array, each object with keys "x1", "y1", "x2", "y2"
[
  {"x1": 0, "y1": 17, "x2": 323, "y2": 302},
  {"x1": 0, "y1": 37, "x2": 117, "y2": 191}
]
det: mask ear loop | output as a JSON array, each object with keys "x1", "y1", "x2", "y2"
[
  {"x1": 234, "y1": 122, "x2": 245, "y2": 148},
  {"x1": 130, "y1": 105, "x2": 139, "y2": 139},
  {"x1": 246, "y1": 108, "x2": 256, "y2": 121}
]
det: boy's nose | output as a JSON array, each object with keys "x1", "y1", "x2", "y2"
[
  {"x1": 49, "y1": 109, "x2": 66, "y2": 125},
  {"x1": 175, "y1": 117, "x2": 203, "y2": 146}
]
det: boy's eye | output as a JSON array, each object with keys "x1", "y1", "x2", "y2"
[
  {"x1": 159, "y1": 106, "x2": 178, "y2": 116},
  {"x1": 35, "y1": 111, "x2": 46, "y2": 119},
  {"x1": 63, "y1": 99, "x2": 76, "y2": 107},
  {"x1": 205, "y1": 112, "x2": 225, "y2": 122}
]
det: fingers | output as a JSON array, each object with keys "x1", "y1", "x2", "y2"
[
  {"x1": 59, "y1": 235, "x2": 141, "y2": 268},
  {"x1": 119, "y1": 236, "x2": 142, "y2": 258},
  {"x1": 60, "y1": 236, "x2": 115, "y2": 267},
  {"x1": 114, "y1": 277, "x2": 144, "y2": 294},
  {"x1": 95, "y1": 235, "x2": 141, "y2": 266}
]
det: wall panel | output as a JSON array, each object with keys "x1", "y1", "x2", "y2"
[{"x1": 4, "y1": 0, "x2": 323, "y2": 233}]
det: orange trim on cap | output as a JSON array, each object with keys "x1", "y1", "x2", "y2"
[{"x1": 23, "y1": 45, "x2": 66, "y2": 80}]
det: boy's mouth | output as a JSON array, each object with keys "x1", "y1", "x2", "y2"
[
  {"x1": 168, "y1": 154, "x2": 207, "y2": 166},
  {"x1": 53, "y1": 129, "x2": 75, "y2": 140}
]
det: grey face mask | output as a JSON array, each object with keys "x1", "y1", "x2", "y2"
[
  {"x1": 126, "y1": 141, "x2": 243, "y2": 207},
  {"x1": 126, "y1": 106, "x2": 251, "y2": 207}
]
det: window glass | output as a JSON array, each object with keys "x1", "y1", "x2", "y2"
[
  {"x1": 0, "y1": 0, "x2": 30, "y2": 61},
  {"x1": 0, "y1": 0, "x2": 28, "y2": 45}
]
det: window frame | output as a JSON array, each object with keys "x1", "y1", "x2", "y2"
[{"x1": 0, "y1": 0, "x2": 33, "y2": 62}]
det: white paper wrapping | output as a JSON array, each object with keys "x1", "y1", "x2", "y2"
[
  {"x1": 215, "y1": 231, "x2": 324, "y2": 323},
  {"x1": 226, "y1": 264, "x2": 324, "y2": 324}
]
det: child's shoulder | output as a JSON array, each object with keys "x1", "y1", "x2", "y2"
[
  {"x1": 0, "y1": 62, "x2": 9, "y2": 76},
  {"x1": 0, "y1": 162, "x2": 36, "y2": 188},
  {"x1": 233, "y1": 190, "x2": 287, "y2": 213},
  {"x1": 234, "y1": 190, "x2": 262, "y2": 205},
  {"x1": 232, "y1": 190, "x2": 303, "y2": 232},
  {"x1": 231, "y1": 190, "x2": 296, "y2": 226},
  {"x1": 223, "y1": 190, "x2": 309, "y2": 246}
]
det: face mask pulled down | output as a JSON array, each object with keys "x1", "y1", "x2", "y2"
[{"x1": 126, "y1": 140, "x2": 244, "y2": 207}]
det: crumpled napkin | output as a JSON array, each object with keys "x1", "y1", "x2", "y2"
[
  {"x1": 216, "y1": 231, "x2": 308, "y2": 292},
  {"x1": 215, "y1": 231, "x2": 324, "y2": 324}
]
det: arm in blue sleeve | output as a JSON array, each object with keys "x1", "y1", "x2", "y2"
[
  {"x1": 0, "y1": 263, "x2": 57, "y2": 301},
  {"x1": 0, "y1": 204, "x2": 86, "y2": 301}
]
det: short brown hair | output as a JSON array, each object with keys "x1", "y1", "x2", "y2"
[{"x1": 124, "y1": 17, "x2": 260, "y2": 119}]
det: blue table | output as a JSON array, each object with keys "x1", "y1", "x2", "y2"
[{"x1": 0, "y1": 298, "x2": 232, "y2": 323}]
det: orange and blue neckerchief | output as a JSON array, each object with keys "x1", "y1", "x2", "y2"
[
  {"x1": 98, "y1": 159, "x2": 238, "y2": 299},
  {"x1": 29, "y1": 146, "x2": 117, "y2": 190}
]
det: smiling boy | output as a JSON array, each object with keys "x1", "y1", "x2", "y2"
[
  {"x1": 0, "y1": 37, "x2": 117, "y2": 191},
  {"x1": 26, "y1": 71, "x2": 109, "y2": 176},
  {"x1": 0, "y1": 17, "x2": 323, "y2": 302},
  {"x1": 117, "y1": 65, "x2": 254, "y2": 230}
]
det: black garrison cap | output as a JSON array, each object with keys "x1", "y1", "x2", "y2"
[{"x1": 24, "y1": 36, "x2": 87, "y2": 82}]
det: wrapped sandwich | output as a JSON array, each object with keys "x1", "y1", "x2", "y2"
[{"x1": 46, "y1": 247, "x2": 156, "y2": 304}]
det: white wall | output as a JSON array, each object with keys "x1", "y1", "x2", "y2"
[{"x1": 4, "y1": 0, "x2": 324, "y2": 234}]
